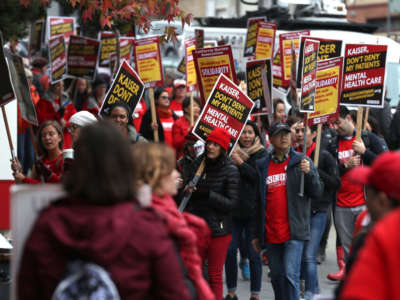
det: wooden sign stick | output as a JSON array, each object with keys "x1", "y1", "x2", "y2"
[
  {"x1": 355, "y1": 106, "x2": 364, "y2": 141},
  {"x1": 313, "y1": 123, "x2": 322, "y2": 168},
  {"x1": 179, "y1": 158, "x2": 206, "y2": 212},
  {"x1": 363, "y1": 107, "x2": 370, "y2": 130},
  {"x1": 190, "y1": 91, "x2": 194, "y2": 126},
  {"x1": 1, "y1": 106, "x2": 16, "y2": 162},
  {"x1": 148, "y1": 87, "x2": 159, "y2": 142}
]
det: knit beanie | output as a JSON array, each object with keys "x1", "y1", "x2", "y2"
[{"x1": 207, "y1": 127, "x2": 231, "y2": 151}]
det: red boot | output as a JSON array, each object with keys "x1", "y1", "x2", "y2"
[{"x1": 327, "y1": 246, "x2": 346, "y2": 281}]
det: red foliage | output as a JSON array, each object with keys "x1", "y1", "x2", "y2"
[{"x1": 20, "y1": 0, "x2": 190, "y2": 40}]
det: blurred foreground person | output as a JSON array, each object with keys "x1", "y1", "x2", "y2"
[
  {"x1": 184, "y1": 127, "x2": 240, "y2": 300},
  {"x1": 132, "y1": 142, "x2": 215, "y2": 300},
  {"x1": 338, "y1": 152, "x2": 400, "y2": 300},
  {"x1": 12, "y1": 121, "x2": 64, "y2": 184},
  {"x1": 327, "y1": 106, "x2": 386, "y2": 280},
  {"x1": 17, "y1": 121, "x2": 191, "y2": 300}
]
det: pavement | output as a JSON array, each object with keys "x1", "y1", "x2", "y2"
[{"x1": 224, "y1": 225, "x2": 340, "y2": 300}]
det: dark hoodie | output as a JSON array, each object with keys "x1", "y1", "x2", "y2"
[{"x1": 17, "y1": 197, "x2": 191, "y2": 300}]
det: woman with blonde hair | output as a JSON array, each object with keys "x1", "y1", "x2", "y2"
[{"x1": 132, "y1": 142, "x2": 215, "y2": 300}]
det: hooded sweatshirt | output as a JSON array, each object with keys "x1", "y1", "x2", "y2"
[{"x1": 18, "y1": 197, "x2": 191, "y2": 300}]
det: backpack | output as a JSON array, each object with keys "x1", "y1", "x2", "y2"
[{"x1": 51, "y1": 260, "x2": 121, "y2": 300}]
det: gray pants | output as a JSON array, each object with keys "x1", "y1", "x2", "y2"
[{"x1": 334, "y1": 205, "x2": 366, "y2": 260}]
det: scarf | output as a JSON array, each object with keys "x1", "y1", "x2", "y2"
[
  {"x1": 151, "y1": 194, "x2": 215, "y2": 300},
  {"x1": 233, "y1": 136, "x2": 264, "y2": 162},
  {"x1": 157, "y1": 106, "x2": 173, "y2": 119}
]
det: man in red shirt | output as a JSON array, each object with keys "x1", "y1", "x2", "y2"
[
  {"x1": 170, "y1": 79, "x2": 187, "y2": 117},
  {"x1": 338, "y1": 151, "x2": 400, "y2": 300},
  {"x1": 252, "y1": 121, "x2": 323, "y2": 300},
  {"x1": 328, "y1": 106, "x2": 386, "y2": 280}
]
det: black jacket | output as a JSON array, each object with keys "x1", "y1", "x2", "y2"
[
  {"x1": 139, "y1": 108, "x2": 178, "y2": 142},
  {"x1": 184, "y1": 154, "x2": 240, "y2": 236},
  {"x1": 233, "y1": 148, "x2": 268, "y2": 219},
  {"x1": 311, "y1": 148, "x2": 341, "y2": 213},
  {"x1": 254, "y1": 148, "x2": 323, "y2": 244},
  {"x1": 327, "y1": 130, "x2": 387, "y2": 176}
]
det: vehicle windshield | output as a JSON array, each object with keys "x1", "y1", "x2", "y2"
[{"x1": 387, "y1": 62, "x2": 400, "y2": 109}]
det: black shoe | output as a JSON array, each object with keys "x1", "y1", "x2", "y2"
[
  {"x1": 224, "y1": 295, "x2": 238, "y2": 300},
  {"x1": 317, "y1": 248, "x2": 326, "y2": 264}
]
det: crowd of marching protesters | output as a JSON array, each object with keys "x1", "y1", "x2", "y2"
[{"x1": 9, "y1": 55, "x2": 400, "y2": 300}]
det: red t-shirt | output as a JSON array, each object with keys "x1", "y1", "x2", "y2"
[
  {"x1": 265, "y1": 157, "x2": 291, "y2": 244},
  {"x1": 337, "y1": 137, "x2": 366, "y2": 207},
  {"x1": 133, "y1": 99, "x2": 147, "y2": 131},
  {"x1": 23, "y1": 153, "x2": 64, "y2": 184},
  {"x1": 170, "y1": 100, "x2": 184, "y2": 118},
  {"x1": 160, "y1": 115, "x2": 175, "y2": 147}
]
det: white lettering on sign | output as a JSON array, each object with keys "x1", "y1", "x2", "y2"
[
  {"x1": 305, "y1": 44, "x2": 314, "y2": 53},
  {"x1": 347, "y1": 46, "x2": 368, "y2": 56},
  {"x1": 218, "y1": 82, "x2": 240, "y2": 99}
]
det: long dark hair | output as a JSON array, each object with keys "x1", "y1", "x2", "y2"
[
  {"x1": 37, "y1": 121, "x2": 64, "y2": 157},
  {"x1": 63, "y1": 121, "x2": 137, "y2": 205}
]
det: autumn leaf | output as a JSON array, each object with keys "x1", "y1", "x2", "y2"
[
  {"x1": 100, "y1": 14, "x2": 112, "y2": 28},
  {"x1": 103, "y1": 0, "x2": 113, "y2": 12}
]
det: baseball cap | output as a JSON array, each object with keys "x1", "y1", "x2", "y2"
[
  {"x1": 269, "y1": 121, "x2": 291, "y2": 136},
  {"x1": 173, "y1": 79, "x2": 186, "y2": 88},
  {"x1": 348, "y1": 151, "x2": 400, "y2": 201}
]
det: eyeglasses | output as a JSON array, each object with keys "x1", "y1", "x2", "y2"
[{"x1": 68, "y1": 124, "x2": 80, "y2": 133}]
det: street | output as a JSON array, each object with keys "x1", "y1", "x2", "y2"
[{"x1": 226, "y1": 226, "x2": 339, "y2": 299}]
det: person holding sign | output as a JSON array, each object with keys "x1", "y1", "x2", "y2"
[
  {"x1": 183, "y1": 127, "x2": 240, "y2": 300},
  {"x1": 170, "y1": 79, "x2": 187, "y2": 117},
  {"x1": 295, "y1": 123, "x2": 340, "y2": 299},
  {"x1": 172, "y1": 97, "x2": 201, "y2": 159},
  {"x1": 36, "y1": 80, "x2": 77, "y2": 148},
  {"x1": 11, "y1": 121, "x2": 64, "y2": 184},
  {"x1": 66, "y1": 78, "x2": 91, "y2": 112},
  {"x1": 18, "y1": 122, "x2": 191, "y2": 300},
  {"x1": 108, "y1": 102, "x2": 147, "y2": 144},
  {"x1": 252, "y1": 121, "x2": 323, "y2": 300},
  {"x1": 140, "y1": 87, "x2": 178, "y2": 147},
  {"x1": 326, "y1": 106, "x2": 386, "y2": 280},
  {"x1": 224, "y1": 121, "x2": 267, "y2": 300}
]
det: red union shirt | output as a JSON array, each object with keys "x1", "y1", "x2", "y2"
[
  {"x1": 337, "y1": 137, "x2": 366, "y2": 207},
  {"x1": 265, "y1": 157, "x2": 291, "y2": 244}
]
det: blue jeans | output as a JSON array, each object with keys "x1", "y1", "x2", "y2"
[
  {"x1": 266, "y1": 239, "x2": 305, "y2": 300},
  {"x1": 225, "y1": 218, "x2": 262, "y2": 294},
  {"x1": 301, "y1": 211, "x2": 327, "y2": 300},
  {"x1": 17, "y1": 131, "x2": 35, "y2": 174}
]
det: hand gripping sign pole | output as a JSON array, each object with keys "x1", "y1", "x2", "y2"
[{"x1": 178, "y1": 159, "x2": 205, "y2": 212}]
